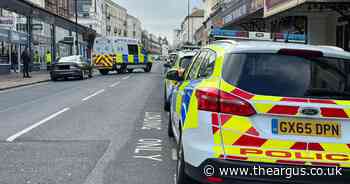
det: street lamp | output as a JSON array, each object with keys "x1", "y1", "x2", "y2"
[
  {"x1": 75, "y1": 0, "x2": 79, "y2": 55},
  {"x1": 187, "y1": 0, "x2": 190, "y2": 44}
]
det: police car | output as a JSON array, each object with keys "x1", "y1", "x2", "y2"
[
  {"x1": 164, "y1": 51, "x2": 197, "y2": 111},
  {"x1": 166, "y1": 30, "x2": 350, "y2": 184}
]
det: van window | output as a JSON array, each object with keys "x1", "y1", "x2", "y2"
[
  {"x1": 223, "y1": 54, "x2": 350, "y2": 100},
  {"x1": 128, "y1": 45, "x2": 139, "y2": 55}
]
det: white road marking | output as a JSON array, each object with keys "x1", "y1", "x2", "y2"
[
  {"x1": 171, "y1": 148, "x2": 178, "y2": 161},
  {"x1": 109, "y1": 81, "x2": 120, "y2": 88},
  {"x1": 6, "y1": 107, "x2": 70, "y2": 142},
  {"x1": 82, "y1": 89, "x2": 105, "y2": 101},
  {"x1": 122, "y1": 75, "x2": 132, "y2": 80}
]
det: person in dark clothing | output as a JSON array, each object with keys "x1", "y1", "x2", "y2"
[
  {"x1": 11, "y1": 51, "x2": 17, "y2": 73},
  {"x1": 21, "y1": 48, "x2": 31, "y2": 78}
]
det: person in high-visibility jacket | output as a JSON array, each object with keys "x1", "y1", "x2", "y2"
[
  {"x1": 45, "y1": 50, "x2": 52, "y2": 65},
  {"x1": 45, "y1": 50, "x2": 52, "y2": 71},
  {"x1": 33, "y1": 50, "x2": 40, "y2": 64}
]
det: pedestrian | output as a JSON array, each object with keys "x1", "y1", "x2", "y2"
[
  {"x1": 11, "y1": 51, "x2": 17, "y2": 73},
  {"x1": 21, "y1": 47, "x2": 31, "y2": 78},
  {"x1": 45, "y1": 50, "x2": 52, "y2": 71},
  {"x1": 33, "y1": 50, "x2": 40, "y2": 64}
]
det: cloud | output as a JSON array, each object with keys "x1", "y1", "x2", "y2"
[{"x1": 114, "y1": 0, "x2": 202, "y2": 44}]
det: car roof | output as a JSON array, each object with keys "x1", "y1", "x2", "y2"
[
  {"x1": 211, "y1": 40, "x2": 350, "y2": 60},
  {"x1": 59, "y1": 55, "x2": 82, "y2": 62},
  {"x1": 177, "y1": 51, "x2": 197, "y2": 58}
]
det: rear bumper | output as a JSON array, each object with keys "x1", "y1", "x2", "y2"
[
  {"x1": 185, "y1": 159, "x2": 349, "y2": 184},
  {"x1": 51, "y1": 70, "x2": 82, "y2": 78}
]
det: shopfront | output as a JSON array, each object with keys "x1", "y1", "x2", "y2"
[
  {"x1": 264, "y1": 0, "x2": 350, "y2": 50},
  {"x1": 0, "y1": 28, "x2": 27, "y2": 74}
]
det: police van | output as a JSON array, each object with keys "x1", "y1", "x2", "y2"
[{"x1": 93, "y1": 37, "x2": 153, "y2": 75}]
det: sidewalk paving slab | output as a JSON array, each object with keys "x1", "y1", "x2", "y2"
[{"x1": 0, "y1": 71, "x2": 50, "y2": 91}]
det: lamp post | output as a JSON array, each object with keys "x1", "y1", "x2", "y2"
[
  {"x1": 187, "y1": 0, "x2": 190, "y2": 44},
  {"x1": 75, "y1": 0, "x2": 79, "y2": 55}
]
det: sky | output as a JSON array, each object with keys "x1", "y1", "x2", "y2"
[{"x1": 114, "y1": 0, "x2": 203, "y2": 44}]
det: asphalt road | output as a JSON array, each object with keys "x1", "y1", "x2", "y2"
[{"x1": 0, "y1": 63, "x2": 177, "y2": 184}]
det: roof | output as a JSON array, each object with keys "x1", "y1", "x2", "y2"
[
  {"x1": 177, "y1": 51, "x2": 197, "y2": 58},
  {"x1": 213, "y1": 40, "x2": 350, "y2": 60}
]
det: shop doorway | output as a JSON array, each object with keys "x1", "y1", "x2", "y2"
[{"x1": 336, "y1": 23, "x2": 350, "y2": 51}]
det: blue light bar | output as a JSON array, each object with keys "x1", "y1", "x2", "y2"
[
  {"x1": 210, "y1": 28, "x2": 248, "y2": 38},
  {"x1": 274, "y1": 33, "x2": 306, "y2": 43}
]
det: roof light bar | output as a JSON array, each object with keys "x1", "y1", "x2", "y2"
[{"x1": 209, "y1": 28, "x2": 306, "y2": 44}]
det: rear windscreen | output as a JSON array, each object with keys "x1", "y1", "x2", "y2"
[
  {"x1": 128, "y1": 45, "x2": 138, "y2": 55},
  {"x1": 222, "y1": 54, "x2": 350, "y2": 99},
  {"x1": 179, "y1": 56, "x2": 194, "y2": 69}
]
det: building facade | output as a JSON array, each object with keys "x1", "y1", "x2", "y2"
[
  {"x1": 76, "y1": 0, "x2": 106, "y2": 36},
  {"x1": 127, "y1": 14, "x2": 142, "y2": 40},
  {"x1": 105, "y1": 0, "x2": 127, "y2": 37},
  {"x1": 0, "y1": 0, "x2": 94, "y2": 74},
  {"x1": 181, "y1": 8, "x2": 204, "y2": 45}
]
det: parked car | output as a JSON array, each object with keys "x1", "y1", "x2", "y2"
[{"x1": 50, "y1": 55, "x2": 93, "y2": 81}]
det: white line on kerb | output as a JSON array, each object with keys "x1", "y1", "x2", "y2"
[
  {"x1": 6, "y1": 107, "x2": 70, "y2": 142},
  {"x1": 82, "y1": 89, "x2": 105, "y2": 101},
  {"x1": 109, "y1": 81, "x2": 120, "y2": 88}
]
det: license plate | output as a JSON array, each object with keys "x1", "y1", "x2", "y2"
[{"x1": 272, "y1": 119, "x2": 341, "y2": 138}]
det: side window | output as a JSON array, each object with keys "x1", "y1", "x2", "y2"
[
  {"x1": 198, "y1": 50, "x2": 216, "y2": 79},
  {"x1": 186, "y1": 51, "x2": 207, "y2": 80}
]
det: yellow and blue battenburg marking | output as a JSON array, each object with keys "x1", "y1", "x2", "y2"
[{"x1": 94, "y1": 54, "x2": 151, "y2": 67}]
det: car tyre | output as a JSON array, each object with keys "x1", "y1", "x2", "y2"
[
  {"x1": 51, "y1": 76, "x2": 57, "y2": 81},
  {"x1": 88, "y1": 69, "x2": 93, "y2": 78},
  {"x1": 144, "y1": 64, "x2": 152, "y2": 73},
  {"x1": 164, "y1": 85, "x2": 170, "y2": 111},
  {"x1": 168, "y1": 112, "x2": 174, "y2": 137},
  {"x1": 99, "y1": 69, "x2": 109, "y2": 75},
  {"x1": 127, "y1": 69, "x2": 133, "y2": 73},
  {"x1": 176, "y1": 130, "x2": 191, "y2": 184}
]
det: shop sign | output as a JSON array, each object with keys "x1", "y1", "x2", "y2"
[
  {"x1": 264, "y1": 0, "x2": 306, "y2": 18},
  {"x1": 10, "y1": 31, "x2": 28, "y2": 44},
  {"x1": 250, "y1": 0, "x2": 264, "y2": 13},
  {"x1": 0, "y1": 16, "x2": 15, "y2": 28},
  {"x1": 32, "y1": 24, "x2": 43, "y2": 31},
  {"x1": 0, "y1": 29, "x2": 9, "y2": 41},
  {"x1": 223, "y1": 3, "x2": 248, "y2": 24}
]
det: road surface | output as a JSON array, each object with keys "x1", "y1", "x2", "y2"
[{"x1": 0, "y1": 63, "x2": 178, "y2": 184}]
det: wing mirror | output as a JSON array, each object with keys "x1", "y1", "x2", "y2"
[
  {"x1": 166, "y1": 69, "x2": 184, "y2": 82},
  {"x1": 163, "y1": 62, "x2": 172, "y2": 68}
]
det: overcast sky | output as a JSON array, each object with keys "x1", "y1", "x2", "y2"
[{"x1": 114, "y1": 0, "x2": 203, "y2": 44}]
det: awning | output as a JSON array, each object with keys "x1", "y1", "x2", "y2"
[{"x1": 0, "y1": 0, "x2": 95, "y2": 35}]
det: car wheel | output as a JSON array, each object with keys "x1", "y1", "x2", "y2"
[
  {"x1": 127, "y1": 69, "x2": 133, "y2": 73},
  {"x1": 144, "y1": 64, "x2": 152, "y2": 73},
  {"x1": 99, "y1": 69, "x2": 109, "y2": 75},
  {"x1": 80, "y1": 71, "x2": 85, "y2": 80},
  {"x1": 176, "y1": 131, "x2": 191, "y2": 184},
  {"x1": 88, "y1": 69, "x2": 93, "y2": 78},
  {"x1": 51, "y1": 76, "x2": 57, "y2": 81},
  {"x1": 168, "y1": 112, "x2": 174, "y2": 137},
  {"x1": 164, "y1": 85, "x2": 170, "y2": 111}
]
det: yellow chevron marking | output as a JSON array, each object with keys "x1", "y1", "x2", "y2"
[
  {"x1": 254, "y1": 103, "x2": 275, "y2": 114},
  {"x1": 321, "y1": 143, "x2": 350, "y2": 153},
  {"x1": 261, "y1": 139, "x2": 295, "y2": 150},
  {"x1": 252, "y1": 95, "x2": 283, "y2": 102}
]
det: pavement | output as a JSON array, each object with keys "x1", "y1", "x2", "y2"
[
  {"x1": 0, "y1": 63, "x2": 177, "y2": 184},
  {"x1": 0, "y1": 71, "x2": 50, "y2": 91}
]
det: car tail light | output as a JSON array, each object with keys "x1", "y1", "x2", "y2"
[{"x1": 196, "y1": 88, "x2": 256, "y2": 116}]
